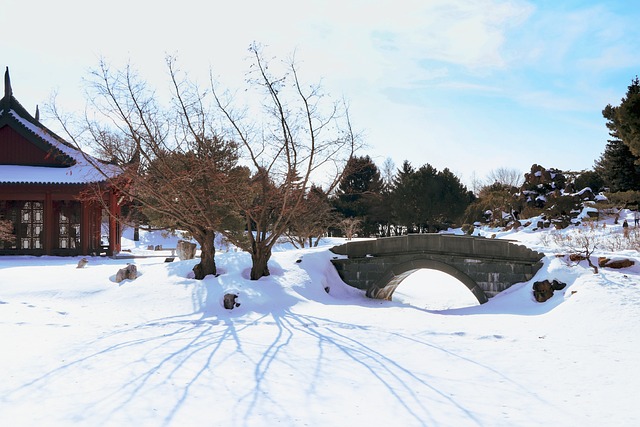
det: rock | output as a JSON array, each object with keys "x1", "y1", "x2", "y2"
[
  {"x1": 602, "y1": 258, "x2": 635, "y2": 269},
  {"x1": 115, "y1": 264, "x2": 137, "y2": 283},
  {"x1": 532, "y1": 280, "x2": 555, "y2": 302},
  {"x1": 176, "y1": 240, "x2": 197, "y2": 260},
  {"x1": 553, "y1": 218, "x2": 571, "y2": 229},
  {"x1": 569, "y1": 254, "x2": 587, "y2": 262},
  {"x1": 533, "y1": 279, "x2": 567, "y2": 302},
  {"x1": 76, "y1": 257, "x2": 88, "y2": 269},
  {"x1": 223, "y1": 293, "x2": 239, "y2": 309}
]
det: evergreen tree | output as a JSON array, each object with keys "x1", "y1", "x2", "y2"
[
  {"x1": 412, "y1": 164, "x2": 439, "y2": 232},
  {"x1": 603, "y1": 76, "x2": 640, "y2": 160},
  {"x1": 574, "y1": 170, "x2": 605, "y2": 193},
  {"x1": 594, "y1": 139, "x2": 640, "y2": 192},
  {"x1": 437, "y1": 168, "x2": 475, "y2": 227},
  {"x1": 333, "y1": 155, "x2": 384, "y2": 236},
  {"x1": 391, "y1": 161, "x2": 472, "y2": 232},
  {"x1": 391, "y1": 161, "x2": 417, "y2": 232}
]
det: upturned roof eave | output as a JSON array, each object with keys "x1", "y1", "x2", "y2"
[
  {"x1": 1, "y1": 67, "x2": 80, "y2": 165},
  {"x1": 0, "y1": 67, "x2": 123, "y2": 185}
]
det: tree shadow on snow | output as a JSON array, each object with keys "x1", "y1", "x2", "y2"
[{"x1": 1, "y1": 255, "x2": 561, "y2": 427}]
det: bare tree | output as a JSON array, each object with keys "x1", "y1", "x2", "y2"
[
  {"x1": 381, "y1": 157, "x2": 396, "y2": 189},
  {"x1": 336, "y1": 217, "x2": 362, "y2": 240},
  {"x1": 212, "y1": 45, "x2": 358, "y2": 279},
  {"x1": 283, "y1": 185, "x2": 338, "y2": 248},
  {"x1": 552, "y1": 229, "x2": 602, "y2": 274},
  {"x1": 51, "y1": 59, "x2": 244, "y2": 279},
  {"x1": 486, "y1": 167, "x2": 524, "y2": 188},
  {"x1": 468, "y1": 171, "x2": 483, "y2": 196}
]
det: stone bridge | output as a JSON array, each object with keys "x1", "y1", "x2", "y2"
[{"x1": 330, "y1": 234, "x2": 544, "y2": 304}]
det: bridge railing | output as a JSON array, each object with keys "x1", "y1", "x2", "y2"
[{"x1": 331, "y1": 234, "x2": 542, "y2": 263}]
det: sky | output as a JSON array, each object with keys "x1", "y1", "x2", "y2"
[{"x1": 3, "y1": 0, "x2": 640, "y2": 186}]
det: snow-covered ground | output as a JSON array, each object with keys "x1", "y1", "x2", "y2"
[{"x1": 1, "y1": 212, "x2": 639, "y2": 427}]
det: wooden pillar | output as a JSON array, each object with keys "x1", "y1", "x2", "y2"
[
  {"x1": 80, "y1": 201, "x2": 90, "y2": 255},
  {"x1": 92, "y1": 204, "x2": 102, "y2": 254},
  {"x1": 108, "y1": 189, "x2": 121, "y2": 256},
  {"x1": 85, "y1": 202, "x2": 99, "y2": 255},
  {"x1": 44, "y1": 192, "x2": 53, "y2": 255}
]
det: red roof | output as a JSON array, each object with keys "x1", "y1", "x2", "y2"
[{"x1": 0, "y1": 67, "x2": 118, "y2": 184}]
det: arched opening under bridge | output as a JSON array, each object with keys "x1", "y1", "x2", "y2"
[{"x1": 392, "y1": 269, "x2": 481, "y2": 310}]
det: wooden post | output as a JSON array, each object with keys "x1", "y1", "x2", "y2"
[
  {"x1": 80, "y1": 200, "x2": 90, "y2": 255},
  {"x1": 44, "y1": 192, "x2": 53, "y2": 255},
  {"x1": 108, "y1": 189, "x2": 121, "y2": 255},
  {"x1": 93, "y1": 204, "x2": 102, "y2": 254}
]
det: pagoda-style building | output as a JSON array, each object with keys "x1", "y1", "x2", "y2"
[{"x1": 0, "y1": 67, "x2": 122, "y2": 256}]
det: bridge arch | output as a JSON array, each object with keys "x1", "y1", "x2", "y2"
[
  {"x1": 330, "y1": 234, "x2": 544, "y2": 302},
  {"x1": 367, "y1": 258, "x2": 488, "y2": 304}
]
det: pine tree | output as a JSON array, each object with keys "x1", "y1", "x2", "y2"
[
  {"x1": 391, "y1": 162, "x2": 472, "y2": 232},
  {"x1": 391, "y1": 161, "x2": 417, "y2": 232},
  {"x1": 437, "y1": 168, "x2": 475, "y2": 227},
  {"x1": 594, "y1": 139, "x2": 640, "y2": 192},
  {"x1": 333, "y1": 156, "x2": 384, "y2": 236},
  {"x1": 603, "y1": 76, "x2": 640, "y2": 160}
]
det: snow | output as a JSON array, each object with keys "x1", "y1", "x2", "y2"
[
  {"x1": 1, "y1": 215, "x2": 640, "y2": 427},
  {"x1": 0, "y1": 164, "x2": 107, "y2": 185}
]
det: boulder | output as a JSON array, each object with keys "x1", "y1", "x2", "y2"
[
  {"x1": 505, "y1": 220, "x2": 522, "y2": 231},
  {"x1": 599, "y1": 258, "x2": 635, "y2": 269},
  {"x1": 223, "y1": 293, "x2": 240, "y2": 309},
  {"x1": 553, "y1": 218, "x2": 571, "y2": 229},
  {"x1": 116, "y1": 264, "x2": 138, "y2": 283},
  {"x1": 569, "y1": 253, "x2": 587, "y2": 262},
  {"x1": 533, "y1": 280, "x2": 554, "y2": 302},
  {"x1": 176, "y1": 240, "x2": 197, "y2": 260},
  {"x1": 532, "y1": 279, "x2": 567, "y2": 302},
  {"x1": 551, "y1": 279, "x2": 566, "y2": 291}
]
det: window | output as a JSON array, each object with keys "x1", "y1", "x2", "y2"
[{"x1": 58, "y1": 201, "x2": 81, "y2": 250}]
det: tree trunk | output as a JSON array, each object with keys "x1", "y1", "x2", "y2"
[
  {"x1": 193, "y1": 230, "x2": 216, "y2": 280},
  {"x1": 250, "y1": 243, "x2": 271, "y2": 280}
]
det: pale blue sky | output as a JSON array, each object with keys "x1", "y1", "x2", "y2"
[{"x1": 2, "y1": 0, "x2": 639, "y2": 185}]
